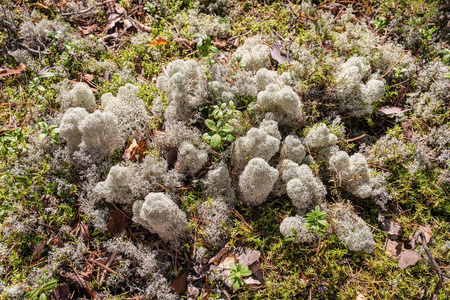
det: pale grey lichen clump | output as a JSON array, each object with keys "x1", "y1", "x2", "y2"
[
  {"x1": 201, "y1": 164, "x2": 235, "y2": 204},
  {"x1": 101, "y1": 83, "x2": 151, "y2": 139},
  {"x1": 233, "y1": 36, "x2": 271, "y2": 71},
  {"x1": 329, "y1": 151, "x2": 378, "y2": 199},
  {"x1": 59, "y1": 82, "x2": 96, "y2": 112},
  {"x1": 282, "y1": 134, "x2": 306, "y2": 165},
  {"x1": 330, "y1": 202, "x2": 375, "y2": 253},
  {"x1": 257, "y1": 83, "x2": 303, "y2": 125},
  {"x1": 133, "y1": 193, "x2": 188, "y2": 242},
  {"x1": 59, "y1": 108, "x2": 122, "y2": 157},
  {"x1": 156, "y1": 59, "x2": 207, "y2": 121},
  {"x1": 176, "y1": 141, "x2": 208, "y2": 176},
  {"x1": 93, "y1": 165, "x2": 135, "y2": 204},
  {"x1": 238, "y1": 158, "x2": 279, "y2": 206},
  {"x1": 334, "y1": 56, "x2": 385, "y2": 117},
  {"x1": 233, "y1": 125, "x2": 280, "y2": 171},
  {"x1": 279, "y1": 215, "x2": 313, "y2": 243}
]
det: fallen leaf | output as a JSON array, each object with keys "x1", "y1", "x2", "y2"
[
  {"x1": 381, "y1": 219, "x2": 403, "y2": 238},
  {"x1": 326, "y1": 3, "x2": 346, "y2": 16},
  {"x1": 208, "y1": 247, "x2": 229, "y2": 265},
  {"x1": 124, "y1": 139, "x2": 148, "y2": 161},
  {"x1": 175, "y1": 38, "x2": 193, "y2": 51},
  {"x1": 50, "y1": 284, "x2": 70, "y2": 300},
  {"x1": 398, "y1": 249, "x2": 421, "y2": 268},
  {"x1": 171, "y1": 271, "x2": 188, "y2": 295},
  {"x1": 410, "y1": 225, "x2": 432, "y2": 249},
  {"x1": 356, "y1": 294, "x2": 368, "y2": 300},
  {"x1": 32, "y1": 240, "x2": 46, "y2": 261},
  {"x1": 212, "y1": 39, "x2": 227, "y2": 49},
  {"x1": 270, "y1": 44, "x2": 293, "y2": 64},
  {"x1": 163, "y1": 144, "x2": 178, "y2": 170},
  {"x1": 108, "y1": 210, "x2": 129, "y2": 236},
  {"x1": 218, "y1": 252, "x2": 238, "y2": 268},
  {"x1": 243, "y1": 277, "x2": 261, "y2": 286},
  {"x1": 0, "y1": 63, "x2": 26, "y2": 78},
  {"x1": 237, "y1": 249, "x2": 260, "y2": 266},
  {"x1": 385, "y1": 238, "x2": 402, "y2": 258},
  {"x1": 151, "y1": 36, "x2": 169, "y2": 46},
  {"x1": 249, "y1": 261, "x2": 264, "y2": 283},
  {"x1": 79, "y1": 223, "x2": 91, "y2": 241},
  {"x1": 47, "y1": 236, "x2": 64, "y2": 247},
  {"x1": 401, "y1": 121, "x2": 414, "y2": 141},
  {"x1": 59, "y1": 270, "x2": 93, "y2": 299},
  {"x1": 378, "y1": 106, "x2": 411, "y2": 115},
  {"x1": 77, "y1": 23, "x2": 100, "y2": 35}
]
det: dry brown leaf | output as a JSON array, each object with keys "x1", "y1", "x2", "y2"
[
  {"x1": 32, "y1": 240, "x2": 46, "y2": 261},
  {"x1": 124, "y1": 139, "x2": 148, "y2": 161},
  {"x1": 378, "y1": 106, "x2": 411, "y2": 115},
  {"x1": 108, "y1": 210, "x2": 129, "y2": 236},
  {"x1": 50, "y1": 284, "x2": 70, "y2": 300},
  {"x1": 77, "y1": 23, "x2": 100, "y2": 35},
  {"x1": 218, "y1": 252, "x2": 238, "y2": 268},
  {"x1": 398, "y1": 249, "x2": 421, "y2": 268},
  {"x1": 60, "y1": 270, "x2": 93, "y2": 299},
  {"x1": 381, "y1": 219, "x2": 403, "y2": 238},
  {"x1": 171, "y1": 271, "x2": 188, "y2": 295},
  {"x1": 208, "y1": 247, "x2": 229, "y2": 265},
  {"x1": 151, "y1": 36, "x2": 169, "y2": 46},
  {"x1": 237, "y1": 249, "x2": 260, "y2": 266},
  {"x1": 356, "y1": 294, "x2": 368, "y2": 300},
  {"x1": 0, "y1": 63, "x2": 26, "y2": 78},
  {"x1": 47, "y1": 236, "x2": 64, "y2": 247},
  {"x1": 79, "y1": 223, "x2": 91, "y2": 241},
  {"x1": 124, "y1": 139, "x2": 138, "y2": 160},
  {"x1": 410, "y1": 225, "x2": 432, "y2": 249},
  {"x1": 385, "y1": 238, "x2": 402, "y2": 258},
  {"x1": 270, "y1": 44, "x2": 293, "y2": 64},
  {"x1": 212, "y1": 39, "x2": 227, "y2": 49},
  {"x1": 401, "y1": 121, "x2": 414, "y2": 141},
  {"x1": 174, "y1": 38, "x2": 193, "y2": 51}
]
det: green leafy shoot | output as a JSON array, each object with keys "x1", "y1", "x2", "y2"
[
  {"x1": 283, "y1": 228, "x2": 297, "y2": 242},
  {"x1": 195, "y1": 33, "x2": 219, "y2": 58},
  {"x1": 24, "y1": 277, "x2": 58, "y2": 300},
  {"x1": 203, "y1": 101, "x2": 242, "y2": 149},
  {"x1": 305, "y1": 206, "x2": 328, "y2": 237},
  {"x1": 227, "y1": 263, "x2": 252, "y2": 290},
  {"x1": 370, "y1": 17, "x2": 386, "y2": 30},
  {"x1": 37, "y1": 122, "x2": 60, "y2": 143}
]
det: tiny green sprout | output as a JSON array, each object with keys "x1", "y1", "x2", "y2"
[
  {"x1": 196, "y1": 34, "x2": 219, "y2": 57},
  {"x1": 227, "y1": 263, "x2": 252, "y2": 290},
  {"x1": 441, "y1": 49, "x2": 450, "y2": 63},
  {"x1": 235, "y1": 53, "x2": 246, "y2": 68},
  {"x1": 305, "y1": 206, "x2": 328, "y2": 237},
  {"x1": 444, "y1": 73, "x2": 450, "y2": 79},
  {"x1": 24, "y1": 277, "x2": 58, "y2": 300},
  {"x1": 370, "y1": 17, "x2": 386, "y2": 30},
  {"x1": 37, "y1": 122, "x2": 59, "y2": 143},
  {"x1": 393, "y1": 67, "x2": 408, "y2": 79},
  {"x1": 214, "y1": 16, "x2": 230, "y2": 24},
  {"x1": 283, "y1": 228, "x2": 297, "y2": 242}
]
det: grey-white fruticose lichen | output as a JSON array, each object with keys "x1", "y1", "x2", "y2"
[
  {"x1": 201, "y1": 164, "x2": 235, "y2": 205},
  {"x1": 233, "y1": 36, "x2": 271, "y2": 71},
  {"x1": 257, "y1": 83, "x2": 302, "y2": 125},
  {"x1": 59, "y1": 108, "x2": 122, "y2": 157},
  {"x1": 60, "y1": 82, "x2": 97, "y2": 112},
  {"x1": 330, "y1": 202, "x2": 375, "y2": 253},
  {"x1": 279, "y1": 215, "x2": 313, "y2": 243},
  {"x1": 133, "y1": 193, "x2": 188, "y2": 242},
  {"x1": 329, "y1": 151, "x2": 378, "y2": 199},
  {"x1": 175, "y1": 141, "x2": 208, "y2": 176},
  {"x1": 238, "y1": 158, "x2": 279, "y2": 206},
  {"x1": 101, "y1": 83, "x2": 150, "y2": 139},
  {"x1": 93, "y1": 165, "x2": 135, "y2": 204},
  {"x1": 283, "y1": 162, "x2": 327, "y2": 214},
  {"x1": 233, "y1": 125, "x2": 280, "y2": 171},
  {"x1": 283, "y1": 134, "x2": 306, "y2": 165}
]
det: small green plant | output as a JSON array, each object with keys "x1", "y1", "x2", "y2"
[
  {"x1": 370, "y1": 17, "x2": 386, "y2": 30},
  {"x1": 393, "y1": 67, "x2": 408, "y2": 79},
  {"x1": 234, "y1": 53, "x2": 247, "y2": 69},
  {"x1": 441, "y1": 49, "x2": 450, "y2": 64},
  {"x1": 305, "y1": 206, "x2": 328, "y2": 236},
  {"x1": 24, "y1": 277, "x2": 58, "y2": 300},
  {"x1": 37, "y1": 122, "x2": 59, "y2": 143},
  {"x1": 0, "y1": 128, "x2": 26, "y2": 158},
  {"x1": 214, "y1": 16, "x2": 230, "y2": 23},
  {"x1": 283, "y1": 228, "x2": 297, "y2": 242},
  {"x1": 28, "y1": 70, "x2": 55, "y2": 92},
  {"x1": 202, "y1": 101, "x2": 242, "y2": 148},
  {"x1": 227, "y1": 263, "x2": 252, "y2": 290},
  {"x1": 195, "y1": 33, "x2": 219, "y2": 57},
  {"x1": 45, "y1": 29, "x2": 61, "y2": 42}
]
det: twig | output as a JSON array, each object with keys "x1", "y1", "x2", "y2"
[
  {"x1": 418, "y1": 231, "x2": 450, "y2": 300},
  {"x1": 227, "y1": 30, "x2": 253, "y2": 42},
  {"x1": 98, "y1": 251, "x2": 117, "y2": 287},
  {"x1": 61, "y1": 5, "x2": 95, "y2": 16},
  {"x1": 380, "y1": 54, "x2": 405, "y2": 80}
]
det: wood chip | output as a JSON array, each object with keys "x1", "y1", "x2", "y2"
[
  {"x1": 401, "y1": 121, "x2": 414, "y2": 141},
  {"x1": 218, "y1": 252, "x2": 238, "y2": 269},
  {"x1": 237, "y1": 249, "x2": 260, "y2": 266},
  {"x1": 378, "y1": 106, "x2": 411, "y2": 115},
  {"x1": 410, "y1": 225, "x2": 432, "y2": 249},
  {"x1": 381, "y1": 219, "x2": 403, "y2": 238},
  {"x1": 108, "y1": 210, "x2": 129, "y2": 236},
  {"x1": 385, "y1": 238, "x2": 402, "y2": 258}
]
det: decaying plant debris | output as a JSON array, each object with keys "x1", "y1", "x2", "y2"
[{"x1": 0, "y1": 0, "x2": 449, "y2": 299}]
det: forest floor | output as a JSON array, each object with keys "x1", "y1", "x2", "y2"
[{"x1": 0, "y1": 0, "x2": 450, "y2": 299}]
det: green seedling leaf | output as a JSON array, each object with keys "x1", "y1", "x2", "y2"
[
  {"x1": 210, "y1": 134, "x2": 222, "y2": 148},
  {"x1": 38, "y1": 133, "x2": 47, "y2": 142},
  {"x1": 444, "y1": 73, "x2": 450, "y2": 79},
  {"x1": 221, "y1": 123, "x2": 234, "y2": 133},
  {"x1": 205, "y1": 119, "x2": 217, "y2": 131}
]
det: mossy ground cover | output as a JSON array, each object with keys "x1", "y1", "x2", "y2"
[{"x1": 0, "y1": 0, "x2": 449, "y2": 299}]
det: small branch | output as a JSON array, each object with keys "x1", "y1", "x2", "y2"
[
  {"x1": 227, "y1": 30, "x2": 253, "y2": 42},
  {"x1": 61, "y1": 5, "x2": 95, "y2": 17},
  {"x1": 418, "y1": 231, "x2": 450, "y2": 300}
]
